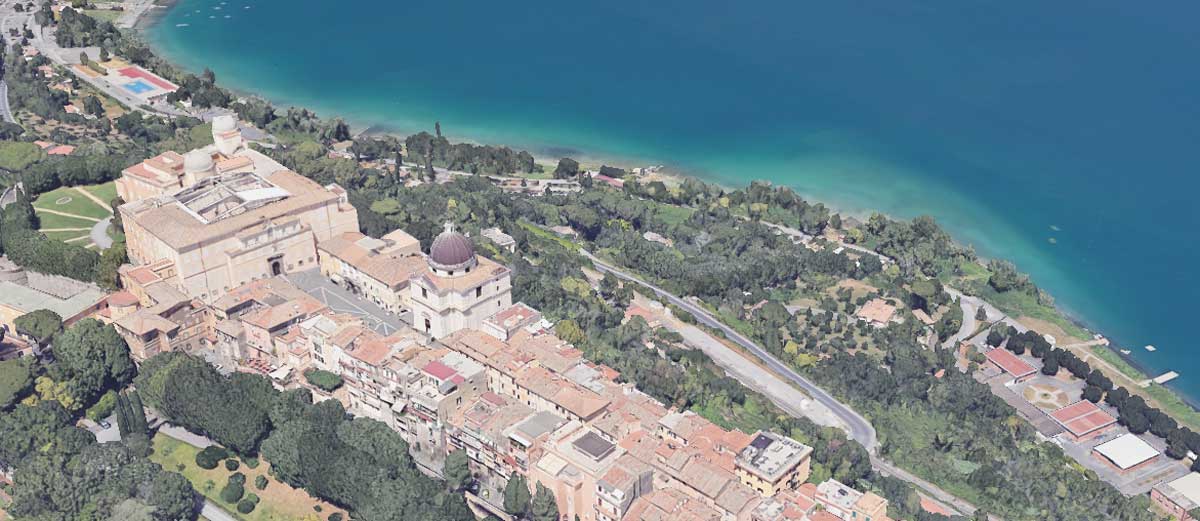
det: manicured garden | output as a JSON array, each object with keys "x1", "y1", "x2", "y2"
[
  {"x1": 30, "y1": 181, "x2": 117, "y2": 248},
  {"x1": 149, "y1": 433, "x2": 348, "y2": 521}
]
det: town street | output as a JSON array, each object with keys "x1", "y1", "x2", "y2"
[{"x1": 0, "y1": 80, "x2": 13, "y2": 123}]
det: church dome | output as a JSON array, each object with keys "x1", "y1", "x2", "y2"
[
  {"x1": 429, "y1": 223, "x2": 476, "y2": 271},
  {"x1": 212, "y1": 114, "x2": 237, "y2": 133},
  {"x1": 183, "y1": 150, "x2": 214, "y2": 174}
]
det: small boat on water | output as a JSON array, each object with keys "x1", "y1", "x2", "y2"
[
  {"x1": 175, "y1": 23, "x2": 189, "y2": 27},
  {"x1": 1120, "y1": 349, "x2": 1131, "y2": 355},
  {"x1": 1145, "y1": 345, "x2": 1157, "y2": 352}
]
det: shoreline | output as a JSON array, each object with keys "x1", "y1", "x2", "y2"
[{"x1": 130, "y1": 0, "x2": 1198, "y2": 415}]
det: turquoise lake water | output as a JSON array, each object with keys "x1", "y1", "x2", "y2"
[{"x1": 148, "y1": 1, "x2": 1200, "y2": 399}]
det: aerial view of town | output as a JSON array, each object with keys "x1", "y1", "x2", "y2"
[{"x1": 0, "y1": 1, "x2": 1197, "y2": 521}]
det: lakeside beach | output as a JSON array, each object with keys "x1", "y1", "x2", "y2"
[{"x1": 139, "y1": 0, "x2": 1200, "y2": 409}]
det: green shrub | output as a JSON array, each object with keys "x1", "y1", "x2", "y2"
[
  {"x1": 304, "y1": 368, "x2": 344, "y2": 392},
  {"x1": 195, "y1": 446, "x2": 228, "y2": 469},
  {"x1": 220, "y1": 481, "x2": 244, "y2": 504},
  {"x1": 229, "y1": 472, "x2": 246, "y2": 485},
  {"x1": 328, "y1": 514, "x2": 343, "y2": 521},
  {"x1": 245, "y1": 493, "x2": 259, "y2": 504},
  {"x1": 85, "y1": 389, "x2": 117, "y2": 421},
  {"x1": 225, "y1": 458, "x2": 240, "y2": 471},
  {"x1": 254, "y1": 475, "x2": 268, "y2": 490},
  {"x1": 237, "y1": 499, "x2": 257, "y2": 514},
  {"x1": 242, "y1": 456, "x2": 259, "y2": 468},
  {"x1": 0, "y1": 141, "x2": 45, "y2": 171}
]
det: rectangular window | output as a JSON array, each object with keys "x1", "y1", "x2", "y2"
[
  {"x1": 422, "y1": 287, "x2": 428, "y2": 298},
  {"x1": 476, "y1": 287, "x2": 482, "y2": 298}
]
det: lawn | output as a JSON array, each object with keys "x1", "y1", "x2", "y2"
[
  {"x1": 519, "y1": 220, "x2": 579, "y2": 251},
  {"x1": 82, "y1": 181, "x2": 118, "y2": 206},
  {"x1": 33, "y1": 210, "x2": 99, "y2": 230},
  {"x1": 33, "y1": 184, "x2": 113, "y2": 221},
  {"x1": 42, "y1": 230, "x2": 90, "y2": 243},
  {"x1": 652, "y1": 203, "x2": 695, "y2": 226},
  {"x1": 81, "y1": 9, "x2": 121, "y2": 22},
  {"x1": 0, "y1": 142, "x2": 45, "y2": 172},
  {"x1": 149, "y1": 433, "x2": 347, "y2": 521}
]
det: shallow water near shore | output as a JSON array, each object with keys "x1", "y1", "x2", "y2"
[{"x1": 148, "y1": 1, "x2": 1200, "y2": 400}]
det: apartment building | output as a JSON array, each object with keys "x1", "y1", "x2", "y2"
[{"x1": 317, "y1": 229, "x2": 424, "y2": 314}]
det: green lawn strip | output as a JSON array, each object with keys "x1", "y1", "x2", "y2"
[
  {"x1": 1088, "y1": 345, "x2": 1146, "y2": 380},
  {"x1": 42, "y1": 230, "x2": 90, "y2": 243},
  {"x1": 81, "y1": 9, "x2": 121, "y2": 22},
  {"x1": 518, "y1": 220, "x2": 579, "y2": 251},
  {"x1": 33, "y1": 186, "x2": 112, "y2": 220},
  {"x1": 35, "y1": 211, "x2": 99, "y2": 230},
  {"x1": 652, "y1": 203, "x2": 694, "y2": 226},
  {"x1": 82, "y1": 181, "x2": 118, "y2": 206}
]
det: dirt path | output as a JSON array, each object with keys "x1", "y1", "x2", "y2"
[
  {"x1": 34, "y1": 207, "x2": 101, "y2": 222},
  {"x1": 72, "y1": 186, "x2": 113, "y2": 214}
]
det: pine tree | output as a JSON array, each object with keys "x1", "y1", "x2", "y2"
[
  {"x1": 115, "y1": 392, "x2": 131, "y2": 437},
  {"x1": 531, "y1": 482, "x2": 559, "y2": 521},
  {"x1": 502, "y1": 475, "x2": 530, "y2": 517},
  {"x1": 128, "y1": 390, "x2": 149, "y2": 435}
]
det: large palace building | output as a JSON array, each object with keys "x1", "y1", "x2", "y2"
[{"x1": 117, "y1": 116, "x2": 359, "y2": 302}]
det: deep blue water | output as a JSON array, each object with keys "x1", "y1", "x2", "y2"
[{"x1": 149, "y1": 1, "x2": 1200, "y2": 398}]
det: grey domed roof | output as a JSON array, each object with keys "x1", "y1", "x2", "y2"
[
  {"x1": 183, "y1": 150, "x2": 214, "y2": 173},
  {"x1": 429, "y1": 225, "x2": 475, "y2": 268},
  {"x1": 212, "y1": 114, "x2": 237, "y2": 133}
]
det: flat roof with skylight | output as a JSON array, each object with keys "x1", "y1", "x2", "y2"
[{"x1": 735, "y1": 431, "x2": 812, "y2": 483}]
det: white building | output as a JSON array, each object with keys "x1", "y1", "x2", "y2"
[{"x1": 410, "y1": 223, "x2": 512, "y2": 340}]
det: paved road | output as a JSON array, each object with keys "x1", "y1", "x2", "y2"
[
  {"x1": 581, "y1": 249, "x2": 879, "y2": 452},
  {"x1": 641, "y1": 294, "x2": 848, "y2": 432},
  {"x1": 90, "y1": 217, "x2": 113, "y2": 248},
  {"x1": 0, "y1": 80, "x2": 13, "y2": 123}
]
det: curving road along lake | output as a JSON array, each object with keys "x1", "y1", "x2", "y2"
[{"x1": 148, "y1": 1, "x2": 1200, "y2": 400}]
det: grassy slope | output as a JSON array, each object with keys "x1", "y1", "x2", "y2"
[
  {"x1": 33, "y1": 185, "x2": 113, "y2": 220},
  {"x1": 34, "y1": 211, "x2": 99, "y2": 230}
]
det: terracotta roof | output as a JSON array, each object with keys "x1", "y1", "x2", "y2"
[
  {"x1": 423, "y1": 360, "x2": 457, "y2": 381},
  {"x1": 107, "y1": 291, "x2": 140, "y2": 307},
  {"x1": 319, "y1": 232, "x2": 428, "y2": 287},
  {"x1": 349, "y1": 335, "x2": 395, "y2": 366},
  {"x1": 984, "y1": 348, "x2": 1036, "y2": 378},
  {"x1": 1051, "y1": 400, "x2": 1117, "y2": 437},
  {"x1": 856, "y1": 298, "x2": 897, "y2": 324},
  {"x1": 45, "y1": 145, "x2": 74, "y2": 156}
]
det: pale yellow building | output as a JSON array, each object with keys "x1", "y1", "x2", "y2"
[
  {"x1": 734, "y1": 431, "x2": 813, "y2": 497},
  {"x1": 409, "y1": 224, "x2": 512, "y2": 339},
  {"x1": 317, "y1": 229, "x2": 424, "y2": 314},
  {"x1": 119, "y1": 122, "x2": 358, "y2": 303}
]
